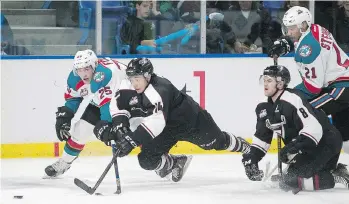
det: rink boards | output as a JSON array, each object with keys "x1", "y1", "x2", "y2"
[
  {"x1": 1, "y1": 55, "x2": 304, "y2": 158},
  {"x1": 1, "y1": 139, "x2": 289, "y2": 158}
]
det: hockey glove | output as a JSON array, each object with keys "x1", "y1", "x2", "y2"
[
  {"x1": 94, "y1": 120, "x2": 113, "y2": 146},
  {"x1": 267, "y1": 37, "x2": 294, "y2": 58},
  {"x1": 112, "y1": 127, "x2": 138, "y2": 157},
  {"x1": 280, "y1": 135, "x2": 317, "y2": 164},
  {"x1": 242, "y1": 153, "x2": 264, "y2": 181},
  {"x1": 112, "y1": 114, "x2": 130, "y2": 131},
  {"x1": 55, "y1": 106, "x2": 75, "y2": 141}
]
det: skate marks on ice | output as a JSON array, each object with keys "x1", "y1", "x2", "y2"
[{"x1": 1, "y1": 155, "x2": 348, "y2": 204}]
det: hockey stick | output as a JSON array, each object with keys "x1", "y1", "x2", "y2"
[
  {"x1": 111, "y1": 143, "x2": 122, "y2": 194},
  {"x1": 273, "y1": 56, "x2": 283, "y2": 177},
  {"x1": 71, "y1": 92, "x2": 122, "y2": 193},
  {"x1": 74, "y1": 148, "x2": 121, "y2": 195}
]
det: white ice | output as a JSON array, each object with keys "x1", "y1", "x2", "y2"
[{"x1": 1, "y1": 154, "x2": 348, "y2": 204}]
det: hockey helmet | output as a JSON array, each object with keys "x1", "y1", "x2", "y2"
[
  {"x1": 262, "y1": 65, "x2": 291, "y2": 88},
  {"x1": 126, "y1": 58, "x2": 154, "y2": 77},
  {"x1": 73, "y1": 49, "x2": 98, "y2": 75},
  {"x1": 282, "y1": 6, "x2": 312, "y2": 35}
]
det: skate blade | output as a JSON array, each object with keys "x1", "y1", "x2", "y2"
[{"x1": 42, "y1": 174, "x2": 63, "y2": 179}]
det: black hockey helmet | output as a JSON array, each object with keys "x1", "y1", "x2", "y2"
[
  {"x1": 262, "y1": 65, "x2": 291, "y2": 87},
  {"x1": 126, "y1": 58, "x2": 154, "y2": 77}
]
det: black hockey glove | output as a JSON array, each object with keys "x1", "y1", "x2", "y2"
[
  {"x1": 55, "y1": 106, "x2": 75, "y2": 141},
  {"x1": 112, "y1": 114, "x2": 130, "y2": 131},
  {"x1": 242, "y1": 153, "x2": 264, "y2": 181},
  {"x1": 267, "y1": 37, "x2": 294, "y2": 58},
  {"x1": 94, "y1": 120, "x2": 113, "y2": 146},
  {"x1": 112, "y1": 127, "x2": 138, "y2": 157},
  {"x1": 280, "y1": 135, "x2": 317, "y2": 164}
]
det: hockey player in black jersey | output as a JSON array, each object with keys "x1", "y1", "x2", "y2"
[
  {"x1": 93, "y1": 57, "x2": 250, "y2": 182},
  {"x1": 242, "y1": 65, "x2": 349, "y2": 191}
]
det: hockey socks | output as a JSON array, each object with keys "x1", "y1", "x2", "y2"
[
  {"x1": 224, "y1": 132, "x2": 250, "y2": 154},
  {"x1": 62, "y1": 138, "x2": 85, "y2": 163},
  {"x1": 280, "y1": 172, "x2": 335, "y2": 192}
]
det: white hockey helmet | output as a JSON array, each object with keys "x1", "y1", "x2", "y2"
[
  {"x1": 73, "y1": 49, "x2": 98, "y2": 75},
  {"x1": 282, "y1": 6, "x2": 312, "y2": 34}
]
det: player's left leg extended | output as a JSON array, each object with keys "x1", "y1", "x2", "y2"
[
  {"x1": 183, "y1": 109, "x2": 250, "y2": 154},
  {"x1": 45, "y1": 105, "x2": 100, "y2": 177}
]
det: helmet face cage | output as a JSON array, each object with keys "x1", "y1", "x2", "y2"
[{"x1": 126, "y1": 58, "x2": 153, "y2": 78}]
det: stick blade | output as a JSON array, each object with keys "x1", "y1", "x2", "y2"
[{"x1": 74, "y1": 178, "x2": 94, "y2": 195}]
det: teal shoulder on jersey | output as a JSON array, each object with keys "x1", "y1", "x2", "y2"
[
  {"x1": 294, "y1": 31, "x2": 321, "y2": 64},
  {"x1": 64, "y1": 64, "x2": 113, "y2": 122},
  {"x1": 90, "y1": 64, "x2": 113, "y2": 94}
]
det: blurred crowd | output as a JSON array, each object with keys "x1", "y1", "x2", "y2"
[{"x1": 1, "y1": 0, "x2": 349, "y2": 55}]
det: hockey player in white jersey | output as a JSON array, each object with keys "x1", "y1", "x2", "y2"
[
  {"x1": 44, "y1": 50, "x2": 126, "y2": 177},
  {"x1": 268, "y1": 6, "x2": 349, "y2": 157}
]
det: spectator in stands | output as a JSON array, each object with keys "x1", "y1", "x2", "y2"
[
  {"x1": 222, "y1": 1, "x2": 282, "y2": 53},
  {"x1": 120, "y1": 1, "x2": 156, "y2": 54},
  {"x1": 1, "y1": 13, "x2": 30, "y2": 55},
  {"x1": 207, "y1": 1, "x2": 235, "y2": 12},
  {"x1": 222, "y1": 1, "x2": 263, "y2": 53},
  {"x1": 336, "y1": 1, "x2": 349, "y2": 52},
  {"x1": 206, "y1": 12, "x2": 251, "y2": 53},
  {"x1": 150, "y1": 1, "x2": 178, "y2": 21}
]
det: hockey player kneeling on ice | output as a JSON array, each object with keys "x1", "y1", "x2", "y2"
[
  {"x1": 241, "y1": 65, "x2": 349, "y2": 191},
  {"x1": 94, "y1": 57, "x2": 251, "y2": 182},
  {"x1": 45, "y1": 50, "x2": 126, "y2": 177}
]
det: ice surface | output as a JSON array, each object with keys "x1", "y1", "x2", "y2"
[{"x1": 1, "y1": 154, "x2": 348, "y2": 204}]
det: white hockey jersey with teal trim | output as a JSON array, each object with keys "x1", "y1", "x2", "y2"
[
  {"x1": 64, "y1": 58, "x2": 127, "y2": 122},
  {"x1": 294, "y1": 24, "x2": 349, "y2": 99}
]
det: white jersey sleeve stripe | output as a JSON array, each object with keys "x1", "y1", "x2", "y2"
[
  {"x1": 251, "y1": 136, "x2": 270, "y2": 154},
  {"x1": 300, "y1": 132, "x2": 319, "y2": 145},
  {"x1": 141, "y1": 123, "x2": 156, "y2": 138}
]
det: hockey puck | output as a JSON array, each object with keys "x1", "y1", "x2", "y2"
[
  {"x1": 13, "y1": 196, "x2": 23, "y2": 199},
  {"x1": 95, "y1": 193, "x2": 103, "y2": 196}
]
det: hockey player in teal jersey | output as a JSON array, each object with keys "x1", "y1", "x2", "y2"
[
  {"x1": 44, "y1": 50, "x2": 126, "y2": 177},
  {"x1": 268, "y1": 6, "x2": 349, "y2": 169}
]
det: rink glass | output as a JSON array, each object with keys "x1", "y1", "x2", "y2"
[{"x1": 6, "y1": 1, "x2": 349, "y2": 56}]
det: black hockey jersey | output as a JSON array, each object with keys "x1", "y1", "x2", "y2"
[
  {"x1": 109, "y1": 75, "x2": 200, "y2": 145},
  {"x1": 251, "y1": 88, "x2": 333, "y2": 162}
]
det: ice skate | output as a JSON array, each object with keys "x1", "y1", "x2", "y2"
[
  {"x1": 171, "y1": 155, "x2": 193, "y2": 182},
  {"x1": 155, "y1": 154, "x2": 174, "y2": 179},
  {"x1": 332, "y1": 163, "x2": 349, "y2": 189},
  {"x1": 44, "y1": 158, "x2": 72, "y2": 178}
]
